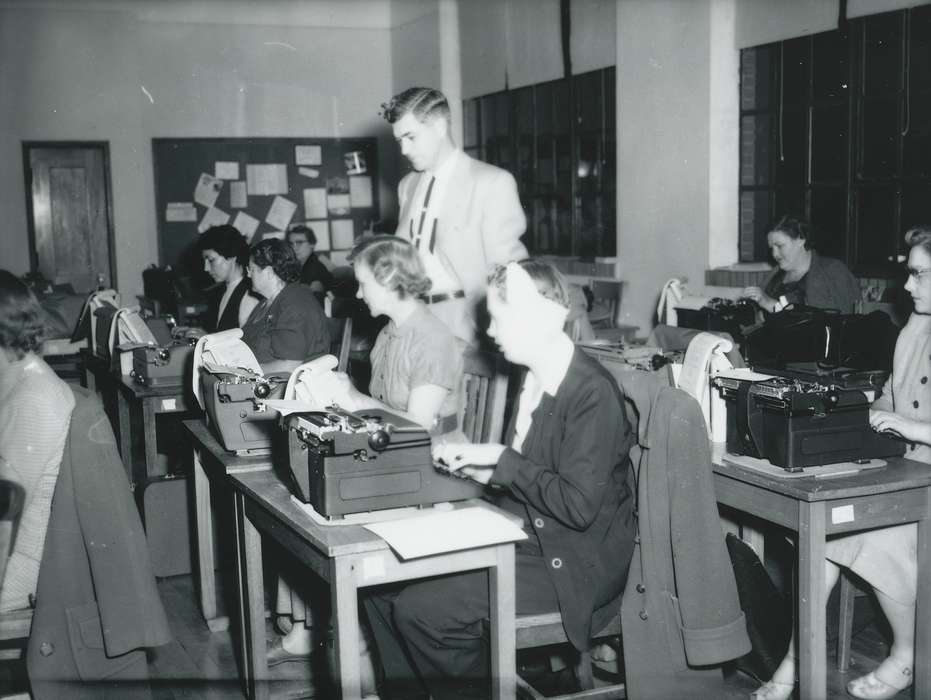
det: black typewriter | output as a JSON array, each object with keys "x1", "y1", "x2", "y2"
[
  {"x1": 712, "y1": 374, "x2": 905, "y2": 471},
  {"x1": 284, "y1": 407, "x2": 484, "y2": 518}
]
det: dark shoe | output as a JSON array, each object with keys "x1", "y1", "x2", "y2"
[{"x1": 267, "y1": 637, "x2": 312, "y2": 668}]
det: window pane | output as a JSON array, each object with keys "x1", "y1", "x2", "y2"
[
  {"x1": 813, "y1": 29, "x2": 849, "y2": 101},
  {"x1": 514, "y1": 87, "x2": 534, "y2": 189},
  {"x1": 902, "y1": 183, "x2": 931, "y2": 234},
  {"x1": 741, "y1": 114, "x2": 772, "y2": 186},
  {"x1": 740, "y1": 190, "x2": 773, "y2": 262},
  {"x1": 576, "y1": 70, "x2": 603, "y2": 133},
  {"x1": 853, "y1": 186, "x2": 897, "y2": 267},
  {"x1": 809, "y1": 187, "x2": 848, "y2": 259},
  {"x1": 862, "y1": 12, "x2": 902, "y2": 97},
  {"x1": 811, "y1": 104, "x2": 847, "y2": 182},
  {"x1": 781, "y1": 37, "x2": 811, "y2": 106},
  {"x1": 774, "y1": 108, "x2": 807, "y2": 185},
  {"x1": 536, "y1": 82, "x2": 555, "y2": 135},
  {"x1": 741, "y1": 45, "x2": 776, "y2": 111},
  {"x1": 774, "y1": 188, "x2": 806, "y2": 224},
  {"x1": 910, "y1": 5, "x2": 931, "y2": 92},
  {"x1": 903, "y1": 90, "x2": 931, "y2": 177},
  {"x1": 463, "y1": 99, "x2": 480, "y2": 148},
  {"x1": 859, "y1": 98, "x2": 899, "y2": 178}
]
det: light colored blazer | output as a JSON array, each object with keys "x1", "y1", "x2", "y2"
[{"x1": 396, "y1": 151, "x2": 528, "y2": 339}]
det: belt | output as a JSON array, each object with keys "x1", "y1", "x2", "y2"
[{"x1": 420, "y1": 290, "x2": 465, "y2": 305}]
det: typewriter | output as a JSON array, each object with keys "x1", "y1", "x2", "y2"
[
  {"x1": 712, "y1": 373, "x2": 905, "y2": 471},
  {"x1": 200, "y1": 370, "x2": 289, "y2": 454},
  {"x1": 284, "y1": 407, "x2": 485, "y2": 518},
  {"x1": 675, "y1": 297, "x2": 758, "y2": 346},
  {"x1": 127, "y1": 318, "x2": 203, "y2": 387}
]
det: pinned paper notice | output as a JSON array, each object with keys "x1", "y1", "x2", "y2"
[
  {"x1": 246, "y1": 164, "x2": 289, "y2": 196},
  {"x1": 349, "y1": 176, "x2": 373, "y2": 208},
  {"x1": 266, "y1": 196, "x2": 297, "y2": 231},
  {"x1": 198, "y1": 206, "x2": 230, "y2": 233},
  {"x1": 327, "y1": 194, "x2": 351, "y2": 216},
  {"x1": 230, "y1": 181, "x2": 248, "y2": 209},
  {"x1": 232, "y1": 211, "x2": 260, "y2": 240},
  {"x1": 331, "y1": 219, "x2": 355, "y2": 249},
  {"x1": 298, "y1": 167, "x2": 320, "y2": 179},
  {"x1": 166, "y1": 202, "x2": 197, "y2": 222},
  {"x1": 303, "y1": 188, "x2": 327, "y2": 219},
  {"x1": 306, "y1": 220, "x2": 330, "y2": 250},
  {"x1": 263, "y1": 231, "x2": 285, "y2": 240},
  {"x1": 194, "y1": 172, "x2": 223, "y2": 208},
  {"x1": 215, "y1": 161, "x2": 239, "y2": 180},
  {"x1": 295, "y1": 144, "x2": 322, "y2": 166},
  {"x1": 344, "y1": 150, "x2": 367, "y2": 175}
]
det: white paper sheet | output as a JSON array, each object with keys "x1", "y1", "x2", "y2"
[
  {"x1": 229, "y1": 181, "x2": 248, "y2": 208},
  {"x1": 246, "y1": 163, "x2": 289, "y2": 196},
  {"x1": 232, "y1": 211, "x2": 260, "y2": 240},
  {"x1": 266, "y1": 195, "x2": 297, "y2": 231},
  {"x1": 215, "y1": 161, "x2": 240, "y2": 180},
  {"x1": 306, "y1": 220, "x2": 330, "y2": 250},
  {"x1": 194, "y1": 172, "x2": 223, "y2": 208},
  {"x1": 364, "y1": 507, "x2": 527, "y2": 560},
  {"x1": 263, "y1": 231, "x2": 285, "y2": 240},
  {"x1": 295, "y1": 144, "x2": 322, "y2": 166},
  {"x1": 303, "y1": 188, "x2": 327, "y2": 219},
  {"x1": 198, "y1": 206, "x2": 230, "y2": 233},
  {"x1": 298, "y1": 167, "x2": 320, "y2": 179},
  {"x1": 166, "y1": 202, "x2": 197, "y2": 222},
  {"x1": 327, "y1": 193, "x2": 351, "y2": 216},
  {"x1": 330, "y1": 219, "x2": 355, "y2": 249},
  {"x1": 349, "y1": 176, "x2": 373, "y2": 208}
]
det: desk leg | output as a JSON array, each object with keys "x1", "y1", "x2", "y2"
[
  {"x1": 489, "y1": 543, "x2": 516, "y2": 700},
  {"x1": 193, "y1": 448, "x2": 228, "y2": 632},
  {"x1": 332, "y1": 558, "x2": 362, "y2": 700},
  {"x1": 915, "y1": 508, "x2": 931, "y2": 699},
  {"x1": 798, "y1": 502, "x2": 827, "y2": 700},
  {"x1": 117, "y1": 386, "x2": 132, "y2": 484},
  {"x1": 235, "y1": 493, "x2": 268, "y2": 700},
  {"x1": 142, "y1": 398, "x2": 159, "y2": 481}
]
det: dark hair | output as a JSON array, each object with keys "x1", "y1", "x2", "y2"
[
  {"x1": 249, "y1": 239, "x2": 301, "y2": 283},
  {"x1": 286, "y1": 224, "x2": 317, "y2": 246},
  {"x1": 0, "y1": 270, "x2": 47, "y2": 357},
  {"x1": 905, "y1": 225, "x2": 931, "y2": 257},
  {"x1": 487, "y1": 259, "x2": 570, "y2": 309},
  {"x1": 197, "y1": 225, "x2": 250, "y2": 267},
  {"x1": 348, "y1": 235, "x2": 431, "y2": 299},
  {"x1": 769, "y1": 215, "x2": 813, "y2": 250},
  {"x1": 380, "y1": 87, "x2": 451, "y2": 125}
]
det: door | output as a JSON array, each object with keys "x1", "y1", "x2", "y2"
[{"x1": 25, "y1": 143, "x2": 115, "y2": 293}]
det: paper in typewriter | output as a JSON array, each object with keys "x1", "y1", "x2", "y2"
[
  {"x1": 264, "y1": 354, "x2": 352, "y2": 415},
  {"x1": 364, "y1": 507, "x2": 527, "y2": 560}
]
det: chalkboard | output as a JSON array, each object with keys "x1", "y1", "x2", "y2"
[{"x1": 152, "y1": 137, "x2": 379, "y2": 273}]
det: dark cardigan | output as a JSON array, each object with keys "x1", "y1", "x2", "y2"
[
  {"x1": 764, "y1": 250, "x2": 861, "y2": 313},
  {"x1": 490, "y1": 348, "x2": 637, "y2": 651}
]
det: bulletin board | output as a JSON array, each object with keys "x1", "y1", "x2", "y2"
[{"x1": 152, "y1": 137, "x2": 379, "y2": 270}]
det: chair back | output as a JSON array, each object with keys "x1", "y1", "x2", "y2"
[
  {"x1": 0, "y1": 478, "x2": 25, "y2": 588},
  {"x1": 325, "y1": 315, "x2": 352, "y2": 373},
  {"x1": 459, "y1": 350, "x2": 508, "y2": 443},
  {"x1": 589, "y1": 280, "x2": 622, "y2": 329}
]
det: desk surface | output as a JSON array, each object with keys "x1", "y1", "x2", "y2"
[
  {"x1": 183, "y1": 418, "x2": 272, "y2": 473},
  {"x1": 711, "y1": 443, "x2": 931, "y2": 502},
  {"x1": 118, "y1": 374, "x2": 188, "y2": 398}
]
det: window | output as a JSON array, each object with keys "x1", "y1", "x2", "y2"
[
  {"x1": 463, "y1": 67, "x2": 616, "y2": 257},
  {"x1": 739, "y1": 6, "x2": 931, "y2": 274}
]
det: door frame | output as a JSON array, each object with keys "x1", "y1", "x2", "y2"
[{"x1": 22, "y1": 140, "x2": 118, "y2": 288}]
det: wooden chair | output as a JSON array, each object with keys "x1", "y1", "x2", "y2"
[
  {"x1": 324, "y1": 296, "x2": 354, "y2": 373},
  {"x1": 836, "y1": 572, "x2": 869, "y2": 670},
  {"x1": 0, "y1": 478, "x2": 33, "y2": 662},
  {"x1": 587, "y1": 281, "x2": 622, "y2": 330},
  {"x1": 459, "y1": 350, "x2": 508, "y2": 443}
]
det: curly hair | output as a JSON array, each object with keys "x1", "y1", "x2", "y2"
[
  {"x1": 249, "y1": 239, "x2": 301, "y2": 283},
  {"x1": 380, "y1": 87, "x2": 451, "y2": 125},
  {"x1": 0, "y1": 270, "x2": 47, "y2": 358},
  {"x1": 487, "y1": 259, "x2": 571, "y2": 309},
  {"x1": 769, "y1": 215, "x2": 814, "y2": 250},
  {"x1": 348, "y1": 235, "x2": 432, "y2": 299},
  {"x1": 197, "y1": 225, "x2": 250, "y2": 267},
  {"x1": 905, "y1": 225, "x2": 931, "y2": 257}
]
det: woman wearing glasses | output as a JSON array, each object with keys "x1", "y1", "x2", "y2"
[{"x1": 753, "y1": 225, "x2": 931, "y2": 700}]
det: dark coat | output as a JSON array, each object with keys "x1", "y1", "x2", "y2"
[
  {"x1": 616, "y1": 376, "x2": 751, "y2": 699},
  {"x1": 764, "y1": 250, "x2": 861, "y2": 313},
  {"x1": 27, "y1": 386, "x2": 172, "y2": 700},
  {"x1": 491, "y1": 349, "x2": 637, "y2": 651}
]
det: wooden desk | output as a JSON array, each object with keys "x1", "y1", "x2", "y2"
[
  {"x1": 115, "y1": 376, "x2": 194, "y2": 510},
  {"x1": 229, "y1": 469, "x2": 518, "y2": 700},
  {"x1": 712, "y1": 444, "x2": 931, "y2": 700},
  {"x1": 183, "y1": 419, "x2": 272, "y2": 632}
]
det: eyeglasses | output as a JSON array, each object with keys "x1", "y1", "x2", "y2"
[{"x1": 906, "y1": 267, "x2": 931, "y2": 282}]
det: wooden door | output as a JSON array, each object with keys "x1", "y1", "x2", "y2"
[{"x1": 25, "y1": 144, "x2": 114, "y2": 293}]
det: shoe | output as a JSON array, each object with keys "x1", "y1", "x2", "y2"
[
  {"x1": 750, "y1": 679, "x2": 795, "y2": 700},
  {"x1": 846, "y1": 656, "x2": 913, "y2": 699},
  {"x1": 266, "y1": 637, "x2": 312, "y2": 667}
]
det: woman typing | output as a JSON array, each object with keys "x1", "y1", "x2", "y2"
[
  {"x1": 743, "y1": 216, "x2": 860, "y2": 314},
  {"x1": 753, "y1": 225, "x2": 931, "y2": 700},
  {"x1": 241, "y1": 238, "x2": 330, "y2": 374},
  {"x1": 197, "y1": 224, "x2": 259, "y2": 332}
]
